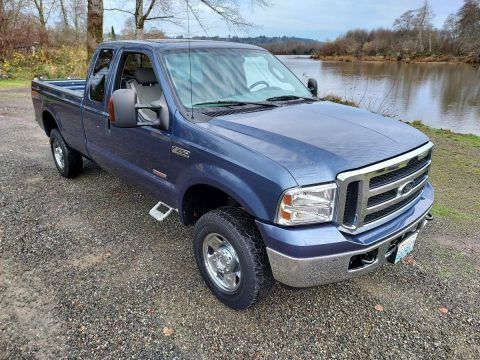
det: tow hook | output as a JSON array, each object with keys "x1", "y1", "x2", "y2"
[{"x1": 426, "y1": 212, "x2": 434, "y2": 221}]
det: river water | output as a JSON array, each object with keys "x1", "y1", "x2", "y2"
[{"x1": 278, "y1": 55, "x2": 480, "y2": 135}]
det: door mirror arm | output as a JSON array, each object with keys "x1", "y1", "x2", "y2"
[{"x1": 135, "y1": 100, "x2": 167, "y2": 131}]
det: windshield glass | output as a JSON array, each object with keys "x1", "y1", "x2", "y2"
[{"x1": 161, "y1": 48, "x2": 313, "y2": 108}]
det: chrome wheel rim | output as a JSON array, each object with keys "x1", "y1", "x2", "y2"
[
  {"x1": 202, "y1": 233, "x2": 241, "y2": 293},
  {"x1": 53, "y1": 140, "x2": 64, "y2": 169}
]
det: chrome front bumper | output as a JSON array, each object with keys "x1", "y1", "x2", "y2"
[{"x1": 266, "y1": 208, "x2": 431, "y2": 288}]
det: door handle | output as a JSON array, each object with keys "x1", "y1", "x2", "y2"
[{"x1": 103, "y1": 115, "x2": 111, "y2": 135}]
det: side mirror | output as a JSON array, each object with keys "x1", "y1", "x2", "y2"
[
  {"x1": 109, "y1": 89, "x2": 138, "y2": 128},
  {"x1": 109, "y1": 89, "x2": 168, "y2": 130},
  {"x1": 307, "y1": 78, "x2": 318, "y2": 97}
]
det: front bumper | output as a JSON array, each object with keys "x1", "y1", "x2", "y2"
[{"x1": 256, "y1": 182, "x2": 434, "y2": 287}]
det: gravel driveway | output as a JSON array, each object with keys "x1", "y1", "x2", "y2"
[{"x1": 1, "y1": 88, "x2": 479, "y2": 359}]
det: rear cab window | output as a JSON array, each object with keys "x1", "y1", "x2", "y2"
[{"x1": 89, "y1": 49, "x2": 114, "y2": 103}]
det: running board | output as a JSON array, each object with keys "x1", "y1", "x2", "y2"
[{"x1": 149, "y1": 201, "x2": 174, "y2": 222}]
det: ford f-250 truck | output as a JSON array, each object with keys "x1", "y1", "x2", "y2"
[{"x1": 31, "y1": 40, "x2": 434, "y2": 309}]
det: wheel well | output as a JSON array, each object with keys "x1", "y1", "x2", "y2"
[
  {"x1": 42, "y1": 111, "x2": 57, "y2": 136},
  {"x1": 182, "y1": 184, "x2": 243, "y2": 226}
]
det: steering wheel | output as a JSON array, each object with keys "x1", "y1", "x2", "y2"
[{"x1": 249, "y1": 81, "x2": 270, "y2": 91}]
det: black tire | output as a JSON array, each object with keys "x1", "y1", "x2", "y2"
[
  {"x1": 193, "y1": 207, "x2": 274, "y2": 309},
  {"x1": 49, "y1": 129, "x2": 83, "y2": 178}
]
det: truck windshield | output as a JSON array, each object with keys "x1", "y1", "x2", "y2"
[{"x1": 161, "y1": 48, "x2": 313, "y2": 108}]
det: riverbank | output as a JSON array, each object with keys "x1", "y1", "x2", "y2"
[{"x1": 312, "y1": 54, "x2": 478, "y2": 64}]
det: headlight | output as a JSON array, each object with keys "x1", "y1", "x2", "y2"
[{"x1": 275, "y1": 183, "x2": 337, "y2": 226}]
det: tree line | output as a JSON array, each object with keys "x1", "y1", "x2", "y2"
[
  {"x1": 0, "y1": 0, "x2": 269, "y2": 58},
  {"x1": 315, "y1": 0, "x2": 480, "y2": 61}
]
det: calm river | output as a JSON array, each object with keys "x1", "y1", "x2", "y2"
[{"x1": 278, "y1": 55, "x2": 480, "y2": 135}]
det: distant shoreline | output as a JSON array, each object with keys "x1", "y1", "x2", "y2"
[{"x1": 311, "y1": 54, "x2": 478, "y2": 65}]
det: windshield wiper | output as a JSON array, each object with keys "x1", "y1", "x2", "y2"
[
  {"x1": 193, "y1": 100, "x2": 278, "y2": 108},
  {"x1": 265, "y1": 95, "x2": 316, "y2": 102}
]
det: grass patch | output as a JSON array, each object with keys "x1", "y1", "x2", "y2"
[
  {"x1": 409, "y1": 120, "x2": 480, "y2": 229},
  {"x1": 0, "y1": 79, "x2": 30, "y2": 89},
  {"x1": 410, "y1": 121, "x2": 480, "y2": 147},
  {"x1": 321, "y1": 95, "x2": 358, "y2": 107},
  {"x1": 431, "y1": 204, "x2": 470, "y2": 222}
]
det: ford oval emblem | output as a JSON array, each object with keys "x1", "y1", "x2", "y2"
[{"x1": 398, "y1": 181, "x2": 415, "y2": 195}]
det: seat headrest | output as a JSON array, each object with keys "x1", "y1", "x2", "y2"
[{"x1": 134, "y1": 68, "x2": 157, "y2": 85}]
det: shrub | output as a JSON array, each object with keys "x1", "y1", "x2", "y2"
[{"x1": 1, "y1": 46, "x2": 88, "y2": 80}]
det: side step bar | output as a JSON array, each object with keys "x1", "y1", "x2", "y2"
[{"x1": 149, "y1": 201, "x2": 175, "y2": 222}]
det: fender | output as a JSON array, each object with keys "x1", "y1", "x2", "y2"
[
  {"x1": 42, "y1": 104, "x2": 63, "y2": 135},
  {"x1": 176, "y1": 162, "x2": 274, "y2": 223}
]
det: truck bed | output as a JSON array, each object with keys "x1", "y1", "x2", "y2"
[
  {"x1": 32, "y1": 79, "x2": 86, "y2": 99},
  {"x1": 31, "y1": 78, "x2": 88, "y2": 155}
]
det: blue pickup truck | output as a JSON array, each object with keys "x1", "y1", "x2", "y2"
[{"x1": 31, "y1": 40, "x2": 434, "y2": 309}]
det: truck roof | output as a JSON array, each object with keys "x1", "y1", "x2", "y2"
[{"x1": 101, "y1": 39, "x2": 265, "y2": 51}]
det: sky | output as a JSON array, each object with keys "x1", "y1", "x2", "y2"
[{"x1": 103, "y1": 0, "x2": 464, "y2": 40}]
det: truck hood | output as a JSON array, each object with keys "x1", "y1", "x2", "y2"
[{"x1": 198, "y1": 101, "x2": 430, "y2": 186}]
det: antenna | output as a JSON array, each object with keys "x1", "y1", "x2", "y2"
[{"x1": 187, "y1": 0, "x2": 194, "y2": 119}]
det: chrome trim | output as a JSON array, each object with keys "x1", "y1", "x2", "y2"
[
  {"x1": 337, "y1": 142, "x2": 434, "y2": 182},
  {"x1": 366, "y1": 176, "x2": 428, "y2": 214},
  {"x1": 336, "y1": 142, "x2": 433, "y2": 234},
  {"x1": 171, "y1": 146, "x2": 190, "y2": 159},
  {"x1": 368, "y1": 161, "x2": 430, "y2": 196},
  {"x1": 267, "y1": 207, "x2": 431, "y2": 288}
]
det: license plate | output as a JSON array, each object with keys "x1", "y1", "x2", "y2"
[{"x1": 394, "y1": 232, "x2": 418, "y2": 264}]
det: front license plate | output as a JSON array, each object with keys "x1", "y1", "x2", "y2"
[{"x1": 394, "y1": 232, "x2": 418, "y2": 264}]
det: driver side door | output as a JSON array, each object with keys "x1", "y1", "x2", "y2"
[{"x1": 102, "y1": 49, "x2": 175, "y2": 205}]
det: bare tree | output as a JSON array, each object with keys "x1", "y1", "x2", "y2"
[
  {"x1": 106, "y1": 0, "x2": 179, "y2": 40},
  {"x1": 29, "y1": 0, "x2": 56, "y2": 43},
  {"x1": 393, "y1": 1, "x2": 434, "y2": 54},
  {"x1": 87, "y1": 0, "x2": 102, "y2": 58},
  {"x1": 108, "y1": 0, "x2": 269, "y2": 40},
  {"x1": 456, "y1": 0, "x2": 480, "y2": 53},
  {"x1": 414, "y1": 1, "x2": 434, "y2": 52},
  {"x1": 68, "y1": 0, "x2": 87, "y2": 41},
  {"x1": 1, "y1": 0, "x2": 31, "y2": 52}
]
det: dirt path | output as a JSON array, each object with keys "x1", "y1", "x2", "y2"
[{"x1": 0, "y1": 88, "x2": 479, "y2": 359}]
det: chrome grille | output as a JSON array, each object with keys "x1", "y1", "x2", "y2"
[{"x1": 336, "y1": 142, "x2": 433, "y2": 234}]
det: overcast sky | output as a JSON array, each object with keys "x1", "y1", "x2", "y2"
[{"x1": 104, "y1": 0, "x2": 464, "y2": 40}]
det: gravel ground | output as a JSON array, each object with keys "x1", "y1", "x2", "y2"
[{"x1": 0, "y1": 88, "x2": 479, "y2": 359}]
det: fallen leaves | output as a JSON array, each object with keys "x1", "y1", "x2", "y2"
[
  {"x1": 374, "y1": 304, "x2": 384, "y2": 312},
  {"x1": 438, "y1": 306, "x2": 449, "y2": 315},
  {"x1": 163, "y1": 327, "x2": 175, "y2": 336},
  {"x1": 401, "y1": 255, "x2": 417, "y2": 266}
]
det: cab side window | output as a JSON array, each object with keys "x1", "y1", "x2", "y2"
[
  {"x1": 115, "y1": 52, "x2": 163, "y2": 121},
  {"x1": 89, "y1": 49, "x2": 114, "y2": 103}
]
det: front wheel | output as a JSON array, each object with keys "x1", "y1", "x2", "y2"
[{"x1": 193, "y1": 207, "x2": 274, "y2": 309}]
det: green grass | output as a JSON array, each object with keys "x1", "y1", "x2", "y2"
[
  {"x1": 410, "y1": 121, "x2": 480, "y2": 147},
  {"x1": 409, "y1": 121, "x2": 480, "y2": 225},
  {"x1": 0, "y1": 79, "x2": 30, "y2": 89},
  {"x1": 321, "y1": 95, "x2": 358, "y2": 107},
  {"x1": 431, "y1": 204, "x2": 471, "y2": 222}
]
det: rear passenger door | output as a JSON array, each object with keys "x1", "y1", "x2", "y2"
[{"x1": 83, "y1": 48, "x2": 116, "y2": 163}]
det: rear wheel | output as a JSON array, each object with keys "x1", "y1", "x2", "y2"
[
  {"x1": 49, "y1": 129, "x2": 83, "y2": 178},
  {"x1": 193, "y1": 207, "x2": 273, "y2": 309}
]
